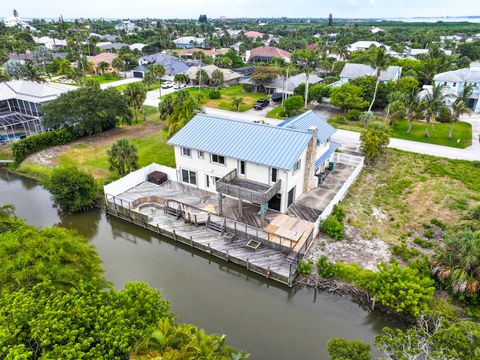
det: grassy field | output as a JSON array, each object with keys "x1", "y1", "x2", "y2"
[
  {"x1": 115, "y1": 82, "x2": 160, "y2": 93},
  {"x1": 266, "y1": 105, "x2": 290, "y2": 120},
  {"x1": 0, "y1": 146, "x2": 12, "y2": 159},
  {"x1": 87, "y1": 73, "x2": 122, "y2": 84},
  {"x1": 328, "y1": 116, "x2": 472, "y2": 148},
  {"x1": 342, "y1": 149, "x2": 480, "y2": 245},
  {"x1": 186, "y1": 85, "x2": 267, "y2": 112},
  {"x1": 16, "y1": 107, "x2": 174, "y2": 182}
]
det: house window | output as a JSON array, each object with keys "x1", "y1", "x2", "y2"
[
  {"x1": 271, "y1": 168, "x2": 278, "y2": 183},
  {"x1": 198, "y1": 151, "x2": 204, "y2": 159},
  {"x1": 214, "y1": 177, "x2": 220, "y2": 183},
  {"x1": 453, "y1": 82, "x2": 457, "y2": 87},
  {"x1": 181, "y1": 147, "x2": 191, "y2": 157},
  {"x1": 293, "y1": 159, "x2": 301, "y2": 173},
  {"x1": 443, "y1": 82, "x2": 447, "y2": 86},
  {"x1": 239, "y1": 161, "x2": 246, "y2": 175},
  {"x1": 211, "y1": 153, "x2": 225, "y2": 165},
  {"x1": 206, "y1": 174, "x2": 210, "y2": 187},
  {"x1": 181, "y1": 169, "x2": 197, "y2": 185}
]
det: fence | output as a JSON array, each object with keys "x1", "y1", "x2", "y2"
[
  {"x1": 313, "y1": 152, "x2": 365, "y2": 237},
  {"x1": 103, "y1": 163, "x2": 177, "y2": 197}
]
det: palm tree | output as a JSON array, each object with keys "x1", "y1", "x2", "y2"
[
  {"x1": 421, "y1": 83, "x2": 448, "y2": 138},
  {"x1": 230, "y1": 97, "x2": 244, "y2": 112},
  {"x1": 292, "y1": 49, "x2": 319, "y2": 109},
  {"x1": 97, "y1": 61, "x2": 109, "y2": 75},
  {"x1": 124, "y1": 82, "x2": 147, "y2": 123},
  {"x1": 449, "y1": 84, "x2": 474, "y2": 140},
  {"x1": 143, "y1": 71, "x2": 155, "y2": 90},
  {"x1": 433, "y1": 228, "x2": 480, "y2": 294},
  {"x1": 403, "y1": 89, "x2": 424, "y2": 134},
  {"x1": 150, "y1": 64, "x2": 166, "y2": 99},
  {"x1": 159, "y1": 90, "x2": 202, "y2": 137},
  {"x1": 367, "y1": 48, "x2": 390, "y2": 112},
  {"x1": 174, "y1": 73, "x2": 189, "y2": 85},
  {"x1": 210, "y1": 69, "x2": 224, "y2": 89},
  {"x1": 22, "y1": 63, "x2": 43, "y2": 82},
  {"x1": 196, "y1": 68, "x2": 209, "y2": 89},
  {"x1": 107, "y1": 139, "x2": 139, "y2": 176}
]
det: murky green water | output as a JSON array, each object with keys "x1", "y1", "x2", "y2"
[{"x1": 0, "y1": 170, "x2": 397, "y2": 359}]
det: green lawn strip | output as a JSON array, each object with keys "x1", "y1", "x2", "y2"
[
  {"x1": 328, "y1": 116, "x2": 472, "y2": 149},
  {"x1": 0, "y1": 146, "x2": 12, "y2": 159},
  {"x1": 87, "y1": 74, "x2": 122, "y2": 84},
  {"x1": 266, "y1": 105, "x2": 290, "y2": 120}
]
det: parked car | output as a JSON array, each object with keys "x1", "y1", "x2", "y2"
[
  {"x1": 173, "y1": 83, "x2": 181, "y2": 89},
  {"x1": 253, "y1": 99, "x2": 270, "y2": 110},
  {"x1": 161, "y1": 82, "x2": 173, "y2": 89},
  {"x1": 271, "y1": 93, "x2": 285, "y2": 104}
]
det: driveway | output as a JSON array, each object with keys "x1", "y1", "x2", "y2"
[
  {"x1": 202, "y1": 106, "x2": 283, "y2": 125},
  {"x1": 100, "y1": 78, "x2": 142, "y2": 89},
  {"x1": 143, "y1": 86, "x2": 192, "y2": 107}
]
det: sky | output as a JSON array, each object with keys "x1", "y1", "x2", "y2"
[{"x1": 0, "y1": 0, "x2": 476, "y2": 20}]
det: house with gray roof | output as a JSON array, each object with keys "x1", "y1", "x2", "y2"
[
  {"x1": 433, "y1": 62, "x2": 480, "y2": 113},
  {"x1": 332, "y1": 63, "x2": 402, "y2": 87},
  {"x1": 0, "y1": 80, "x2": 77, "y2": 142},
  {"x1": 98, "y1": 43, "x2": 129, "y2": 51},
  {"x1": 132, "y1": 53, "x2": 190, "y2": 79},
  {"x1": 173, "y1": 36, "x2": 207, "y2": 49},
  {"x1": 167, "y1": 111, "x2": 337, "y2": 213}
]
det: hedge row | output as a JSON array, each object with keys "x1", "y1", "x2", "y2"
[{"x1": 11, "y1": 129, "x2": 77, "y2": 164}]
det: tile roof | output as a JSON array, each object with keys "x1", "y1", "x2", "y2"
[
  {"x1": 244, "y1": 31, "x2": 265, "y2": 38},
  {"x1": 138, "y1": 53, "x2": 189, "y2": 75},
  {"x1": 277, "y1": 110, "x2": 336, "y2": 143},
  {"x1": 167, "y1": 113, "x2": 314, "y2": 170},
  {"x1": 249, "y1": 46, "x2": 292, "y2": 59},
  {"x1": 88, "y1": 52, "x2": 116, "y2": 66},
  {"x1": 183, "y1": 65, "x2": 242, "y2": 82},
  {"x1": 0, "y1": 80, "x2": 77, "y2": 103}
]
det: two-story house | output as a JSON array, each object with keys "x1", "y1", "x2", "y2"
[
  {"x1": 167, "y1": 111, "x2": 337, "y2": 214},
  {"x1": 331, "y1": 63, "x2": 402, "y2": 87},
  {"x1": 433, "y1": 62, "x2": 480, "y2": 113}
]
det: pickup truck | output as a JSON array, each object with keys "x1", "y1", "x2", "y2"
[{"x1": 253, "y1": 99, "x2": 270, "y2": 110}]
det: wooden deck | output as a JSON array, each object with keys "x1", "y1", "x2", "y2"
[
  {"x1": 287, "y1": 203, "x2": 322, "y2": 222},
  {"x1": 107, "y1": 206, "x2": 296, "y2": 286},
  {"x1": 265, "y1": 214, "x2": 315, "y2": 252}
]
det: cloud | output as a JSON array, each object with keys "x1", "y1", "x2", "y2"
[
  {"x1": 369, "y1": 0, "x2": 375, "y2": 4},
  {"x1": 347, "y1": 0, "x2": 357, "y2": 5}
]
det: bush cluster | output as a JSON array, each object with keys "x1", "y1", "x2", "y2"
[
  {"x1": 11, "y1": 128, "x2": 77, "y2": 164},
  {"x1": 320, "y1": 205, "x2": 345, "y2": 240},
  {"x1": 208, "y1": 89, "x2": 221, "y2": 99}
]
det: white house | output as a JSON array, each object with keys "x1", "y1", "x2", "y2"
[
  {"x1": 3, "y1": 16, "x2": 35, "y2": 31},
  {"x1": 33, "y1": 36, "x2": 67, "y2": 50},
  {"x1": 167, "y1": 111, "x2": 337, "y2": 213},
  {"x1": 433, "y1": 62, "x2": 480, "y2": 113},
  {"x1": 371, "y1": 27, "x2": 384, "y2": 34},
  {"x1": 332, "y1": 63, "x2": 402, "y2": 86},
  {"x1": 348, "y1": 41, "x2": 390, "y2": 52},
  {"x1": 115, "y1": 20, "x2": 139, "y2": 32},
  {"x1": 173, "y1": 36, "x2": 207, "y2": 49}
]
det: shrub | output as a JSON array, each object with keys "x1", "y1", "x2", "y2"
[
  {"x1": 327, "y1": 338, "x2": 371, "y2": 360},
  {"x1": 431, "y1": 218, "x2": 447, "y2": 230},
  {"x1": 331, "y1": 204, "x2": 346, "y2": 222},
  {"x1": 42, "y1": 167, "x2": 100, "y2": 213},
  {"x1": 413, "y1": 237, "x2": 433, "y2": 249},
  {"x1": 208, "y1": 90, "x2": 221, "y2": 99},
  {"x1": 298, "y1": 260, "x2": 314, "y2": 275},
  {"x1": 11, "y1": 128, "x2": 77, "y2": 164},
  {"x1": 283, "y1": 95, "x2": 304, "y2": 116},
  {"x1": 320, "y1": 215, "x2": 344, "y2": 240},
  {"x1": 317, "y1": 255, "x2": 339, "y2": 278},
  {"x1": 345, "y1": 109, "x2": 362, "y2": 121},
  {"x1": 392, "y1": 241, "x2": 420, "y2": 261},
  {"x1": 358, "y1": 261, "x2": 435, "y2": 316},
  {"x1": 424, "y1": 229, "x2": 435, "y2": 239}
]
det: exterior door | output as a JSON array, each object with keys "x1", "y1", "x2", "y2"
[{"x1": 287, "y1": 186, "x2": 295, "y2": 207}]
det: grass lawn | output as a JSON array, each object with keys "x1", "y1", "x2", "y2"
[
  {"x1": 0, "y1": 146, "x2": 12, "y2": 159},
  {"x1": 86, "y1": 74, "x2": 122, "y2": 84},
  {"x1": 328, "y1": 116, "x2": 472, "y2": 149},
  {"x1": 342, "y1": 149, "x2": 480, "y2": 245},
  {"x1": 186, "y1": 85, "x2": 267, "y2": 112},
  {"x1": 16, "y1": 121, "x2": 175, "y2": 183},
  {"x1": 266, "y1": 105, "x2": 290, "y2": 120},
  {"x1": 115, "y1": 82, "x2": 160, "y2": 93}
]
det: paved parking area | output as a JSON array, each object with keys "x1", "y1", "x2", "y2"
[{"x1": 296, "y1": 163, "x2": 356, "y2": 212}]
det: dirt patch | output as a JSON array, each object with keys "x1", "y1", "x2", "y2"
[{"x1": 305, "y1": 226, "x2": 391, "y2": 271}]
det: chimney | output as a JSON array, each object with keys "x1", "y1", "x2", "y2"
[{"x1": 303, "y1": 126, "x2": 318, "y2": 194}]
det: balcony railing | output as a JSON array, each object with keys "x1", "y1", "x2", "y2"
[{"x1": 216, "y1": 169, "x2": 281, "y2": 204}]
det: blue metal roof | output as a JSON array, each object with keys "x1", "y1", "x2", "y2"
[
  {"x1": 315, "y1": 141, "x2": 341, "y2": 170},
  {"x1": 277, "y1": 110, "x2": 337, "y2": 143},
  {"x1": 168, "y1": 114, "x2": 314, "y2": 170}
]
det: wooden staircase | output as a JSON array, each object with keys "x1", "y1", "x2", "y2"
[{"x1": 206, "y1": 215, "x2": 226, "y2": 235}]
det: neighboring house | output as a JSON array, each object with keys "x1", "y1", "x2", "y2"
[
  {"x1": 182, "y1": 65, "x2": 243, "y2": 87},
  {"x1": 371, "y1": 27, "x2": 384, "y2": 34},
  {"x1": 348, "y1": 41, "x2": 390, "y2": 52},
  {"x1": 7, "y1": 52, "x2": 34, "y2": 65},
  {"x1": 245, "y1": 46, "x2": 292, "y2": 63},
  {"x1": 132, "y1": 53, "x2": 189, "y2": 79},
  {"x1": 226, "y1": 29, "x2": 242, "y2": 38},
  {"x1": 3, "y1": 16, "x2": 36, "y2": 31},
  {"x1": 433, "y1": 62, "x2": 480, "y2": 113},
  {"x1": 97, "y1": 43, "x2": 129, "y2": 51},
  {"x1": 440, "y1": 35, "x2": 464, "y2": 42},
  {"x1": 88, "y1": 53, "x2": 117, "y2": 74},
  {"x1": 244, "y1": 31, "x2": 265, "y2": 39},
  {"x1": 173, "y1": 36, "x2": 207, "y2": 49},
  {"x1": 167, "y1": 110, "x2": 336, "y2": 213},
  {"x1": 332, "y1": 63, "x2": 402, "y2": 86},
  {"x1": 115, "y1": 20, "x2": 139, "y2": 32},
  {"x1": 34, "y1": 36, "x2": 67, "y2": 50},
  {"x1": 243, "y1": 72, "x2": 322, "y2": 94},
  {"x1": 175, "y1": 48, "x2": 229, "y2": 59},
  {"x1": 129, "y1": 43, "x2": 146, "y2": 52},
  {"x1": 0, "y1": 80, "x2": 76, "y2": 142}
]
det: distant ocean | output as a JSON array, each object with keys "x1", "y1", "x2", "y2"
[{"x1": 386, "y1": 17, "x2": 480, "y2": 23}]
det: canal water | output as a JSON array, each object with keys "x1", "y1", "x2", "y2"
[{"x1": 0, "y1": 170, "x2": 397, "y2": 359}]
